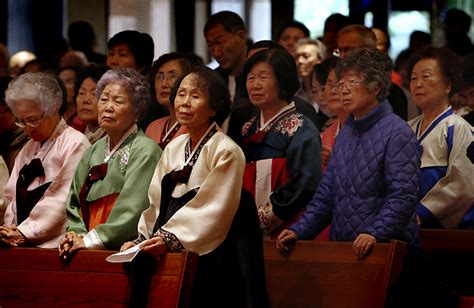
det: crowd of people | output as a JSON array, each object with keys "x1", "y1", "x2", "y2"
[{"x1": 0, "y1": 8, "x2": 473, "y2": 307}]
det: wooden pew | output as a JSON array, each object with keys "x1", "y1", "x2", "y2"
[
  {"x1": 264, "y1": 240, "x2": 406, "y2": 308},
  {"x1": 0, "y1": 247, "x2": 198, "y2": 308},
  {"x1": 420, "y1": 229, "x2": 474, "y2": 302}
]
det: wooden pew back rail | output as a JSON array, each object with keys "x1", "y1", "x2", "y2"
[
  {"x1": 264, "y1": 240, "x2": 406, "y2": 308},
  {"x1": 0, "y1": 248, "x2": 198, "y2": 308}
]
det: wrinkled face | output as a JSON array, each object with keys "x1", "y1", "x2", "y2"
[
  {"x1": 336, "y1": 31, "x2": 363, "y2": 58},
  {"x1": 409, "y1": 58, "x2": 451, "y2": 111},
  {"x1": 278, "y1": 27, "x2": 306, "y2": 57},
  {"x1": 13, "y1": 100, "x2": 58, "y2": 142},
  {"x1": 155, "y1": 59, "x2": 183, "y2": 107},
  {"x1": 246, "y1": 62, "x2": 281, "y2": 109},
  {"x1": 296, "y1": 44, "x2": 320, "y2": 77},
  {"x1": 97, "y1": 83, "x2": 137, "y2": 136},
  {"x1": 338, "y1": 69, "x2": 378, "y2": 118},
  {"x1": 76, "y1": 78, "x2": 99, "y2": 125},
  {"x1": 205, "y1": 25, "x2": 247, "y2": 72},
  {"x1": 59, "y1": 68, "x2": 76, "y2": 105},
  {"x1": 106, "y1": 44, "x2": 141, "y2": 71},
  {"x1": 174, "y1": 73, "x2": 215, "y2": 130},
  {"x1": 324, "y1": 70, "x2": 344, "y2": 117}
]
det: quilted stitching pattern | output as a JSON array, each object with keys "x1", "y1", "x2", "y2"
[{"x1": 291, "y1": 101, "x2": 420, "y2": 253}]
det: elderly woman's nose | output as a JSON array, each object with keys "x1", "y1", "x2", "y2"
[
  {"x1": 84, "y1": 93, "x2": 94, "y2": 104},
  {"x1": 249, "y1": 78, "x2": 261, "y2": 89}
]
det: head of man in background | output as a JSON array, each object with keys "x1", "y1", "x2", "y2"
[
  {"x1": 295, "y1": 38, "x2": 326, "y2": 79},
  {"x1": 204, "y1": 11, "x2": 248, "y2": 77},
  {"x1": 276, "y1": 20, "x2": 310, "y2": 57},
  {"x1": 335, "y1": 24, "x2": 376, "y2": 58}
]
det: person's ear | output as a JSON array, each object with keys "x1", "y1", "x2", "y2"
[
  {"x1": 444, "y1": 81, "x2": 452, "y2": 95},
  {"x1": 236, "y1": 29, "x2": 248, "y2": 42}
]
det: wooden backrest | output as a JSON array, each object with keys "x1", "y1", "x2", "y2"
[
  {"x1": 264, "y1": 240, "x2": 406, "y2": 308},
  {"x1": 420, "y1": 229, "x2": 474, "y2": 296},
  {"x1": 420, "y1": 229, "x2": 474, "y2": 253},
  {"x1": 0, "y1": 247, "x2": 198, "y2": 308}
]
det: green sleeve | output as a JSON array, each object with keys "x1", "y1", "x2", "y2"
[
  {"x1": 65, "y1": 147, "x2": 92, "y2": 234},
  {"x1": 93, "y1": 138, "x2": 162, "y2": 249}
]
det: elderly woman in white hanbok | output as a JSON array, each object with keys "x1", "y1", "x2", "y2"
[
  {"x1": 121, "y1": 67, "x2": 268, "y2": 308},
  {"x1": 408, "y1": 47, "x2": 474, "y2": 229},
  {"x1": 0, "y1": 73, "x2": 89, "y2": 247}
]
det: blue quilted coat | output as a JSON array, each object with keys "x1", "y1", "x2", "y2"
[{"x1": 290, "y1": 100, "x2": 420, "y2": 253}]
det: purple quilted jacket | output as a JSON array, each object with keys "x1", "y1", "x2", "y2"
[{"x1": 290, "y1": 100, "x2": 420, "y2": 253}]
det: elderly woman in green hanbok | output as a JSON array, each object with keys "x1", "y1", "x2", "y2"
[{"x1": 58, "y1": 68, "x2": 161, "y2": 260}]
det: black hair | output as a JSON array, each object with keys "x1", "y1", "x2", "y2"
[
  {"x1": 313, "y1": 57, "x2": 339, "y2": 85},
  {"x1": 170, "y1": 67, "x2": 231, "y2": 126},
  {"x1": 407, "y1": 46, "x2": 462, "y2": 98},
  {"x1": 275, "y1": 20, "x2": 310, "y2": 41},
  {"x1": 107, "y1": 30, "x2": 155, "y2": 74},
  {"x1": 148, "y1": 52, "x2": 204, "y2": 107},
  {"x1": 204, "y1": 11, "x2": 246, "y2": 34},
  {"x1": 248, "y1": 40, "x2": 285, "y2": 55},
  {"x1": 243, "y1": 48, "x2": 300, "y2": 102},
  {"x1": 73, "y1": 64, "x2": 109, "y2": 105}
]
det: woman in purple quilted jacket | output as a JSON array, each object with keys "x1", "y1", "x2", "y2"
[{"x1": 277, "y1": 48, "x2": 421, "y2": 257}]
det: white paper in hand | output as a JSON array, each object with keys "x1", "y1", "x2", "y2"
[{"x1": 106, "y1": 244, "x2": 142, "y2": 263}]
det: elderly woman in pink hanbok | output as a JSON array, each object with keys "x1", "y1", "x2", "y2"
[{"x1": 0, "y1": 72, "x2": 89, "y2": 248}]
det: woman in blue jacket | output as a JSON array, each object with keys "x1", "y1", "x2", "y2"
[{"x1": 277, "y1": 48, "x2": 421, "y2": 257}]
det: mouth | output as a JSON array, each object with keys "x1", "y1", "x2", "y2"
[
  {"x1": 159, "y1": 91, "x2": 170, "y2": 97},
  {"x1": 101, "y1": 116, "x2": 114, "y2": 122},
  {"x1": 79, "y1": 108, "x2": 93, "y2": 114},
  {"x1": 250, "y1": 93, "x2": 264, "y2": 100},
  {"x1": 342, "y1": 99, "x2": 352, "y2": 106},
  {"x1": 178, "y1": 111, "x2": 192, "y2": 118}
]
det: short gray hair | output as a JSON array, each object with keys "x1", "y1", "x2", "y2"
[
  {"x1": 96, "y1": 68, "x2": 151, "y2": 119},
  {"x1": 338, "y1": 25, "x2": 376, "y2": 48},
  {"x1": 296, "y1": 38, "x2": 327, "y2": 62},
  {"x1": 5, "y1": 72, "x2": 63, "y2": 116},
  {"x1": 335, "y1": 48, "x2": 392, "y2": 102}
]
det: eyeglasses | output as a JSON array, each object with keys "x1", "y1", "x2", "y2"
[
  {"x1": 326, "y1": 83, "x2": 338, "y2": 92},
  {"x1": 334, "y1": 80, "x2": 363, "y2": 92},
  {"x1": 15, "y1": 114, "x2": 45, "y2": 128},
  {"x1": 332, "y1": 47, "x2": 355, "y2": 58},
  {"x1": 156, "y1": 72, "x2": 179, "y2": 82}
]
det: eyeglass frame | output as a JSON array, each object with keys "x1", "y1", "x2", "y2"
[
  {"x1": 332, "y1": 47, "x2": 356, "y2": 58},
  {"x1": 334, "y1": 79, "x2": 363, "y2": 92},
  {"x1": 155, "y1": 72, "x2": 180, "y2": 83},
  {"x1": 15, "y1": 113, "x2": 46, "y2": 128}
]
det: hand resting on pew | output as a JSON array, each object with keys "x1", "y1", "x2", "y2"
[
  {"x1": 121, "y1": 236, "x2": 169, "y2": 256},
  {"x1": 58, "y1": 231, "x2": 85, "y2": 261},
  {"x1": 277, "y1": 228, "x2": 377, "y2": 258},
  {"x1": 0, "y1": 226, "x2": 27, "y2": 246}
]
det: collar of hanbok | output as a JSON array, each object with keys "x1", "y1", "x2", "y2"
[
  {"x1": 258, "y1": 102, "x2": 296, "y2": 131},
  {"x1": 416, "y1": 106, "x2": 453, "y2": 142},
  {"x1": 104, "y1": 124, "x2": 138, "y2": 163},
  {"x1": 85, "y1": 125, "x2": 106, "y2": 144},
  {"x1": 184, "y1": 122, "x2": 219, "y2": 166},
  {"x1": 160, "y1": 117, "x2": 182, "y2": 149},
  {"x1": 34, "y1": 118, "x2": 69, "y2": 161}
]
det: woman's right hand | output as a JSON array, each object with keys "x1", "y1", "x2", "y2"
[
  {"x1": 120, "y1": 241, "x2": 136, "y2": 252},
  {"x1": 276, "y1": 229, "x2": 297, "y2": 252}
]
